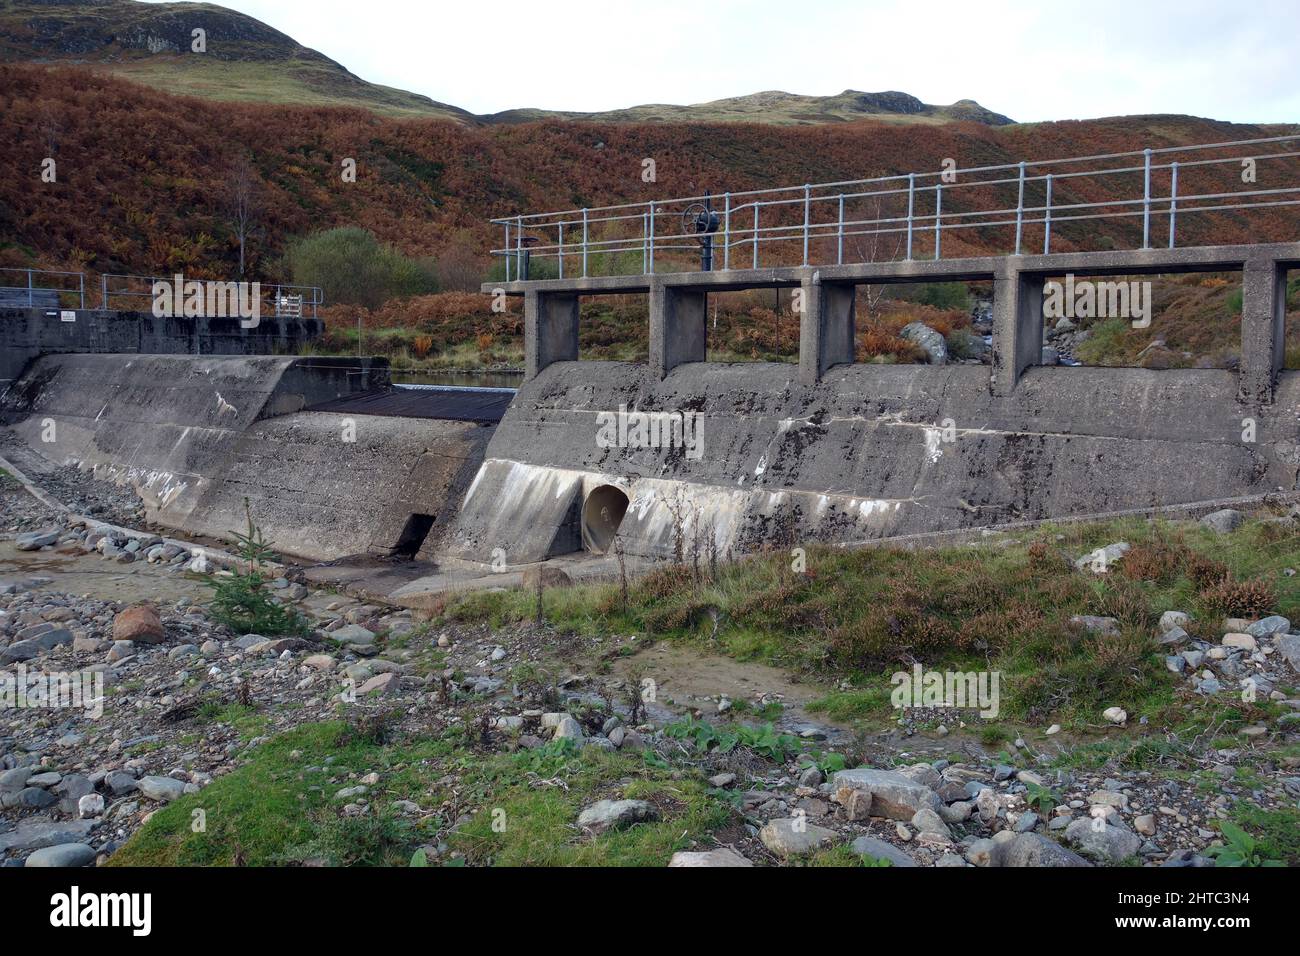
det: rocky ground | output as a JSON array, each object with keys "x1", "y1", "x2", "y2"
[{"x1": 2, "y1": 469, "x2": 1298, "y2": 868}]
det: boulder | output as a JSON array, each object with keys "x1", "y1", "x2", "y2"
[
  {"x1": 577, "y1": 799, "x2": 658, "y2": 833},
  {"x1": 850, "y1": 836, "x2": 916, "y2": 867},
  {"x1": 521, "y1": 566, "x2": 573, "y2": 590},
  {"x1": 1199, "y1": 509, "x2": 1244, "y2": 534},
  {"x1": 137, "y1": 775, "x2": 186, "y2": 803},
  {"x1": 668, "y1": 848, "x2": 753, "y2": 867},
  {"x1": 899, "y1": 322, "x2": 947, "y2": 364},
  {"x1": 25, "y1": 843, "x2": 96, "y2": 868},
  {"x1": 1064, "y1": 817, "x2": 1142, "y2": 863},
  {"x1": 112, "y1": 603, "x2": 166, "y2": 644},
  {"x1": 831, "y1": 768, "x2": 942, "y2": 820},
  {"x1": 759, "y1": 818, "x2": 838, "y2": 858}
]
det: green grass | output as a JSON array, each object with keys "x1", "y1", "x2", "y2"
[
  {"x1": 437, "y1": 514, "x2": 1300, "y2": 728},
  {"x1": 1230, "y1": 806, "x2": 1300, "y2": 865},
  {"x1": 109, "y1": 719, "x2": 737, "y2": 867}
]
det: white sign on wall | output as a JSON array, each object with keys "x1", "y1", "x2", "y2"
[{"x1": 60, "y1": 310, "x2": 76, "y2": 323}]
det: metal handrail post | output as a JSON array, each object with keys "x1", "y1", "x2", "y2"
[
  {"x1": 723, "y1": 193, "x2": 731, "y2": 270},
  {"x1": 837, "y1": 194, "x2": 845, "y2": 265},
  {"x1": 648, "y1": 203, "x2": 655, "y2": 274},
  {"x1": 504, "y1": 221, "x2": 511, "y2": 282},
  {"x1": 1168, "y1": 162, "x2": 1179, "y2": 249},
  {"x1": 802, "y1": 185, "x2": 811, "y2": 265},
  {"x1": 753, "y1": 205, "x2": 759, "y2": 269},
  {"x1": 1014, "y1": 161, "x2": 1025, "y2": 254},
  {"x1": 1043, "y1": 174, "x2": 1053, "y2": 254},
  {"x1": 905, "y1": 174, "x2": 915, "y2": 260},
  {"x1": 581, "y1": 209, "x2": 588, "y2": 277},
  {"x1": 934, "y1": 185, "x2": 942, "y2": 260},
  {"x1": 1142, "y1": 148, "x2": 1152, "y2": 249},
  {"x1": 557, "y1": 222, "x2": 564, "y2": 280}
]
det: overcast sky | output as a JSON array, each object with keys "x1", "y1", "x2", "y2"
[{"x1": 171, "y1": 0, "x2": 1299, "y2": 123}]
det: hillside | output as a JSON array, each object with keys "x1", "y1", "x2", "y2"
[
  {"x1": 0, "y1": 0, "x2": 475, "y2": 120},
  {"x1": 0, "y1": 0, "x2": 1013, "y2": 127},
  {"x1": 483, "y1": 89, "x2": 1015, "y2": 127},
  {"x1": 3, "y1": 61, "x2": 1297, "y2": 287}
]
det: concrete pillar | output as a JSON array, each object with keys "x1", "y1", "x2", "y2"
[
  {"x1": 649, "y1": 279, "x2": 706, "y2": 379},
  {"x1": 991, "y1": 259, "x2": 1044, "y2": 396},
  {"x1": 524, "y1": 289, "x2": 580, "y2": 380},
  {"x1": 798, "y1": 274, "x2": 856, "y2": 384},
  {"x1": 1239, "y1": 257, "x2": 1286, "y2": 406}
]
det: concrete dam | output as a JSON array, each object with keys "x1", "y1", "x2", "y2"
[{"x1": 3, "y1": 138, "x2": 1299, "y2": 597}]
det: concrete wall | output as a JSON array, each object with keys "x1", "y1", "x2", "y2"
[
  {"x1": 0, "y1": 354, "x2": 426, "y2": 559},
  {"x1": 182, "y1": 411, "x2": 492, "y2": 561},
  {"x1": 447, "y1": 241, "x2": 1300, "y2": 566},
  {"x1": 444, "y1": 358, "x2": 1300, "y2": 565},
  {"x1": 0, "y1": 307, "x2": 324, "y2": 390}
]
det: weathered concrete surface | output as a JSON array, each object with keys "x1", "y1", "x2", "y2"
[
  {"x1": 183, "y1": 411, "x2": 491, "y2": 560},
  {"x1": 445, "y1": 359, "x2": 1300, "y2": 565},
  {"x1": 0, "y1": 307, "x2": 323, "y2": 389},
  {"x1": 0, "y1": 354, "x2": 485, "y2": 560}
]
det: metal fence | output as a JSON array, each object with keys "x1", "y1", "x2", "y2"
[
  {"x1": 0, "y1": 268, "x2": 86, "y2": 309},
  {"x1": 489, "y1": 135, "x2": 1300, "y2": 280},
  {"x1": 99, "y1": 274, "x2": 324, "y2": 318}
]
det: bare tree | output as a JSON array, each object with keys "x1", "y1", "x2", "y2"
[
  {"x1": 848, "y1": 172, "x2": 906, "y2": 323},
  {"x1": 226, "y1": 157, "x2": 258, "y2": 277}
]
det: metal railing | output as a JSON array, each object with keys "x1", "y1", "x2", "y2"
[
  {"x1": 489, "y1": 135, "x2": 1300, "y2": 280},
  {"x1": 0, "y1": 268, "x2": 86, "y2": 309},
  {"x1": 99, "y1": 274, "x2": 324, "y2": 318}
]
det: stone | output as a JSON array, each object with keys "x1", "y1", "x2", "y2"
[
  {"x1": 911, "y1": 807, "x2": 952, "y2": 842},
  {"x1": 106, "y1": 641, "x2": 135, "y2": 663},
  {"x1": 521, "y1": 566, "x2": 573, "y2": 590},
  {"x1": 104, "y1": 771, "x2": 139, "y2": 796},
  {"x1": 0, "y1": 818, "x2": 96, "y2": 853},
  {"x1": 24, "y1": 843, "x2": 97, "y2": 868},
  {"x1": 112, "y1": 603, "x2": 166, "y2": 644},
  {"x1": 1200, "y1": 509, "x2": 1244, "y2": 533},
  {"x1": 357, "y1": 673, "x2": 400, "y2": 696},
  {"x1": 0, "y1": 641, "x2": 40, "y2": 664},
  {"x1": 1064, "y1": 817, "x2": 1142, "y2": 863},
  {"x1": 137, "y1": 775, "x2": 186, "y2": 802},
  {"x1": 1158, "y1": 625, "x2": 1189, "y2": 646},
  {"x1": 668, "y1": 848, "x2": 753, "y2": 867},
  {"x1": 1246, "y1": 615, "x2": 1291, "y2": 639},
  {"x1": 837, "y1": 788, "x2": 873, "y2": 822},
  {"x1": 78, "y1": 793, "x2": 105, "y2": 818},
  {"x1": 304, "y1": 654, "x2": 335, "y2": 671},
  {"x1": 1103, "y1": 706, "x2": 1127, "y2": 724},
  {"x1": 798, "y1": 766, "x2": 824, "y2": 788},
  {"x1": 15, "y1": 530, "x2": 60, "y2": 551},
  {"x1": 54, "y1": 774, "x2": 93, "y2": 814},
  {"x1": 1277, "y1": 634, "x2": 1300, "y2": 675},
  {"x1": 900, "y1": 322, "x2": 947, "y2": 364},
  {"x1": 998, "y1": 832, "x2": 1092, "y2": 867},
  {"x1": 0, "y1": 767, "x2": 33, "y2": 793},
  {"x1": 1070, "y1": 615, "x2": 1120, "y2": 636},
  {"x1": 1134, "y1": 814, "x2": 1157, "y2": 836},
  {"x1": 1222, "y1": 633, "x2": 1256, "y2": 651},
  {"x1": 1074, "y1": 541, "x2": 1129, "y2": 571},
  {"x1": 577, "y1": 799, "x2": 658, "y2": 832},
  {"x1": 9, "y1": 787, "x2": 57, "y2": 809},
  {"x1": 332, "y1": 624, "x2": 376, "y2": 646},
  {"x1": 708, "y1": 773, "x2": 736, "y2": 789},
  {"x1": 850, "y1": 836, "x2": 916, "y2": 867},
  {"x1": 831, "y1": 768, "x2": 942, "y2": 820},
  {"x1": 1159, "y1": 611, "x2": 1189, "y2": 632},
  {"x1": 553, "y1": 716, "x2": 584, "y2": 741},
  {"x1": 759, "y1": 818, "x2": 838, "y2": 858}
]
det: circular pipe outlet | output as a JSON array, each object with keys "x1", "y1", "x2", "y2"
[{"x1": 581, "y1": 484, "x2": 630, "y2": 554}]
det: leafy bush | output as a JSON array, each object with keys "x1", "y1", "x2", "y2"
[
  {"x1": 1204, "y1": 822, "x2": 1284, "y2": 867},
  {"x1": 285, "y1": 227, "x2": 438, "y2": 309}
]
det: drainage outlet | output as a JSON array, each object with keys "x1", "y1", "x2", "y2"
[{"x1": 581, "y1": 485, "x2": 629, "y2": 554}]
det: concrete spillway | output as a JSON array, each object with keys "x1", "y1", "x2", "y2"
[{"x1": 0, "y1": 354, "x2": 492, "y2": 562}]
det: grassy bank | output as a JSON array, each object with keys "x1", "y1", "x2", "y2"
[{"x1": 436, "y1": 513, "x2": 1300, "y2": 731}]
